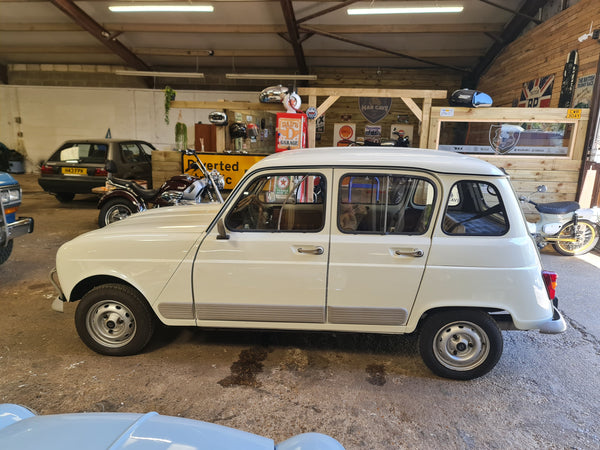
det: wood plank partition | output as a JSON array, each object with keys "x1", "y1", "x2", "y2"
[{"x1": 428, "y1": 107, "x2": 590, "y2": 204}]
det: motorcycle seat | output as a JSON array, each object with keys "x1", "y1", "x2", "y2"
[
  {"x1": 536, "y1": 201, "x2": 580, "y2": 214},
  {"x1": 111, "y1": 177, "x2": 158, "y2": 201}
]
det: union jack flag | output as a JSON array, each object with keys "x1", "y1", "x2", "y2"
[{"x1": 518, "y1": 75, "x2": 555, "y2": 108}]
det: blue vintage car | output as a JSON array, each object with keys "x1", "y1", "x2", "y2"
[
  {"x1": 0, "y1": 404, "x2": 344, "y2": 450},
  {"x1": 0, "y1": 172, "x2": 34, "y2": 264}
]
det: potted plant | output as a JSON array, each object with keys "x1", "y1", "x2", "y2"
[
  {"x1": 164, "y1": 86, "x2": 176, "y2": 124},
  {"x1": 175, "y1": 122, "x2": 187, "y2": 150}
]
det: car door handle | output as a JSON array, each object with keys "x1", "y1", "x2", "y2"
[
  {"x1": 394, "y1": 248, "x2": 424, "y2": 257},
  {"x1": 297, "y1": 246, "x2": 324, "y2": 255}
]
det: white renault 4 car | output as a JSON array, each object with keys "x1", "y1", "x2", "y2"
[{"x1": 52, "y1": 148, "x2": 566, "y2": 380}]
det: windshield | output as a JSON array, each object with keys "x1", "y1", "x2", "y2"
[{"x1": 50, "y1": 143, "x2": 107, "y2": 164}]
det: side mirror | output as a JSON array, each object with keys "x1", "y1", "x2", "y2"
[
  {"x1": 449, "y1": 89, "x2": 493, "y2": 108},
  {"x1": 216, "y1": 218, "x2": 229, "y2": 240},
  {"x1": 105, "y1": 160, "x2": 118, "y2": 174}
]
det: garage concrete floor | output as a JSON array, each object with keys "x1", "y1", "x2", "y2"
[{"x1": 2, "y1": 174, "x2": 600, "y2": 449}]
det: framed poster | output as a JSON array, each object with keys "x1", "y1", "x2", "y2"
[
  {"x1": 518, "y1": 75, "x2": 555, "y2": 108},
  {"x1": 390, "y1": 124, "x2": 414, "y2": 143},
  {"x1": 364, "y1": 125, "x2": 381, "y2": 145},
  {"x1": 572, "y1": 75, "x2": 596, "y2": 108},
  {"x1": 333, "y1": 123, "x2": 356, "y2": 146}
]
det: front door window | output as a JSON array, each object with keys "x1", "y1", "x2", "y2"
[{"x1": 225, "y1": 173, "x2": 325, "y2": 232}]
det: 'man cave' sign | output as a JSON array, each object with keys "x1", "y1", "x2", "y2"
[{"x1": 358, "y1": 97, "x2": 392, "y2": 123}]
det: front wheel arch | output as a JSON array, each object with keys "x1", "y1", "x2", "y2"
[{"x1": 68, "y1": 275, "x2": 131, "y2": 303}]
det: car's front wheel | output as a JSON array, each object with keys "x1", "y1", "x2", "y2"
[
  {"x1": 418, "y1": 309, "x2": 503, "y2": 380},
  {"x1": 98, "y1": 199, "x2": 137, "y2": 227},
  {"x1": 75, "y1": 284, "x2": 155, "y2": 356}
]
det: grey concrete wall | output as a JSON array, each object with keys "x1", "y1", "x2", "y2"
[{"x1": 0, "y1": 82, "x2": 258, "y2": 172}]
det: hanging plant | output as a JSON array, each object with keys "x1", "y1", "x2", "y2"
[
  {"x1": 175, "y1": 122, "x2": 188, "y2": 151},
  {"x1": 164, "y1": 86, "x2": 176, "y2": 124}
]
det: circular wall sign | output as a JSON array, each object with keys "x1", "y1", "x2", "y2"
[
  {"x1": 306, "y1": 106, "x2": 318, "y2": 120},
  {"x1": 339, "y1": 125, "x2": 354, "y2": 140}
]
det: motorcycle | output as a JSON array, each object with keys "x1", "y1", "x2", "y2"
[
  {"x1": 519, "y1": 185, "x2": 600, "y2": 256},
  {"x1": 97, "y1": 149, "x2": 224, "y2": 227}
]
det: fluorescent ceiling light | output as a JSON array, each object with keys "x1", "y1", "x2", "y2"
[
  {"x1": 226, "y1": 73, "x2": 318, "y2": 80},
  {"x1": 115, "y1": 70, "x2": 205, "y2": 78},
  {"x1": 348, "y1": 6, "x2": 463, "y2": 15},
  {"x1": 109, "y1": 4, "x2": 214, "y2": 12}
]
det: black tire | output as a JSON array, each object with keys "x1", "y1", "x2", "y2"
[
  {"x1": 418, "y1": 309, "x2": 503, "y2": 380},
  {"x1": 55, "y1": 192, "x2": 75, "y2": 203},
  {"x1": 0, "y1": 240, "x2": 14, "y2": 265},
  {"x1": 75, "y1": 283, "x2": 155, "y2": 356},
  {"x1": 552, "y1": 219, "x2": 599, "y2": 256},
  {"x1": 98, "y1": 198, "x2": 137, "y2": 227}
]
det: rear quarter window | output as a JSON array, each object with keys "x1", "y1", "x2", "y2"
[{"x1": 443, "y1": 180, "x2": 508, "y2": 235}]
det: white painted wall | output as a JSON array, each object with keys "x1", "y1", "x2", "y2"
[{"x1": 0, "y1": 85, "x2": 258, "y2": 172}]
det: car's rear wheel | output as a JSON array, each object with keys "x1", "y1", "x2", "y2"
[
  {"x1": 98, "y1": 199, "x2": 137, "y2": 227},
  {"x1": 55, "y1": 192, "x2": 75, "y2": 203},
  {"x1": 0, "y1": 240, "x2": 14, "y2": 265},
  {"x1": 418, "y1": 309, "x2": 503, "y2": 380},
  {"x1": 75, "y1": 284, "x2": 155, "y2": 356}
]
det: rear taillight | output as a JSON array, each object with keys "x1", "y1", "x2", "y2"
[
  {"x1": 94, "y1": 168, "x2": 108, "y2": 176},
  {"x1": 40, "y1": 164, "x2": 54, "y2": 174},
  {"x1": 542, "y1": 270, "x2": 557, "y2": 300}
]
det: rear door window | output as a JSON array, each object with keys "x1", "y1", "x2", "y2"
[
  {"x1": 338, "y1": 174, "x2": 435, "y2": 234},
  {"x1": 120, "y1": 143, "x2": 148, "y2": 163}
]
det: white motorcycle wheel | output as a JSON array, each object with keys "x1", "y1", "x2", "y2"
[{"x1": 553, "y1": 219, "x2": 599, "y2": 256}]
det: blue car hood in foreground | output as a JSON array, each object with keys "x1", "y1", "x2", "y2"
[
  {"x1": 0, "y1": 404, "x2": 344, "y2": 450},
  {"x1": 0, "y1": 171, "x2": 17, "y2": 187}
]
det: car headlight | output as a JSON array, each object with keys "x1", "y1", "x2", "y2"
[{"x1": 0, "y1": 187, "x2": 21, "y2": 203}]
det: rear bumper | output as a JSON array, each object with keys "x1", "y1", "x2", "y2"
[
  {"x1": 1, "y1": 216, "x2": 34, "y2": 245},
  {"x1": 538, "y1": 298, "x2": 567, "y2": 334},
  {"x1": 38, "y1": 176, "x2": 105, "y2": 194},
  {"x1": 494, "y1": 297, "x2": 567, "y2": 334}
]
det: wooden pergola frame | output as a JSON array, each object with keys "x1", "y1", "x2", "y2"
[
  {"x1": 297, "y1": 87, "x2": 447, "y2": 148},
  {"x1": 171, "y1": 87, "x2": 447, "y2": 149}
]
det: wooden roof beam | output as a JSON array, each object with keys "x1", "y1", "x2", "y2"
[
  {"x1": 0, "y1": 23, "x2": 505, "y2": 34},
  {"x1": 279, "y1": 0, "x2": 308, "y2": 74},
  {"x1": 469, "y1": 0, "x2": 551, "y2": 86},
  {"x1": 49, "y1": 0, "x2": 150, "y2": 72},
  {"x1": 296, "y1": 0, "x2": 360, "y2": 24},
  {"x1": 299, "y1": 25, "x2": 468, "y2": 73},
  {"x1": 478, "y1": 0, "x2": 542, "y2": 25}
]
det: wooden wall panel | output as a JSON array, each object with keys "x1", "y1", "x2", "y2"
[{"x1": 478, "y1": 0, "x2": 600, "y2": 107}]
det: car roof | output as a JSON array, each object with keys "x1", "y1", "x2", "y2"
[
  {"x1": 59, "y1": 139, "x2": 149, "y2": 145},
  {"x1": 252, "y1": 147, "x2": 506, "y2": 177}
]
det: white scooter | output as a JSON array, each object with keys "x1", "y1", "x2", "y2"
[{"x1": 519, "y1": 185, "x2": 600, "y2": 256}]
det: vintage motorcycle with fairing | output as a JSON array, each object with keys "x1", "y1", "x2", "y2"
[
  {"x1": 519, "y1": 185, "x2": 600, "y2": 256},
  {"x1": 97, "y1": 149, "x2": 224, "y2": 227}
]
